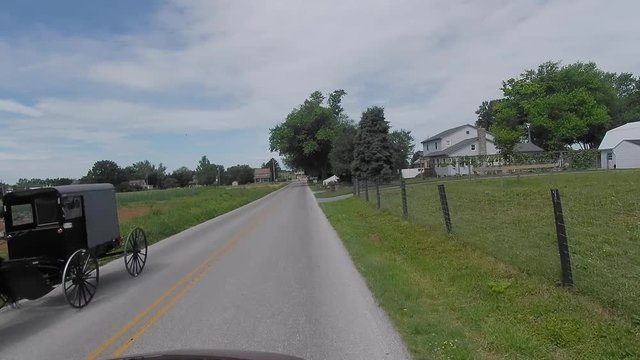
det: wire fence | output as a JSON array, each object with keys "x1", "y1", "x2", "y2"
[
  {"x1": 425, "y1": 149, "x2": 600, "y2": 178},
  {"x1": 352, "y1": 169, "x2": 640, "y2": 320}
]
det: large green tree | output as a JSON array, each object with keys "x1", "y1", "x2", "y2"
[
  {"x1": 225, "y1": 165, "x2": 254, "y2": 185},
  {"x1": 269, "y1": 90, "x2": 348, "y2": 179},
  {"x1": 127, "y1": 160, "x2": 167, "y2": 188},
  {"x1": 171, "y1": 166, "x2": 194, "y2": 187},
  {"x1": 475, "y1": 99, "x2": 502, "y2": 129},
  {"x1": 389, "y1": 129, "x2": 415, "y2": 173},
  {"x1": 195, "y1": 156, "x2": 217, "y2": 185},
  {"x1": 478, "y1": 61, "x2": 616, "y2": 151},
  {"x1": 609, "y1": 72, "x2": 640, "y2": 128},
  {"x1": 83, "y1": 160, "x2": 125, "y2": 186},
  {"x1": 328, "y1": 124, "x2": 357, "y2": 181},
  {"x1": 351, "y1": 106, "x2": 394, "y2": 180}
]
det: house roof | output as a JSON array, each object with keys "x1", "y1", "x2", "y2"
[
  {"x1": 425, "y1": 137, "x2": 495, "y2": 157},
  {"x1": 625, "y1": 139, "x2": 640, "y2": 147},
  {"x1": 513, "y1": 142, "x2": 544, "y2": 153},
  {"x1": 421, "y1": 124, "x2": 475, "y2": 143},
  {"x1": 598, "y1": 121, "x2": 640, "y2": 150},
  {"x1": 254, "y1": 168, "x2": 271, "y2": 178}
]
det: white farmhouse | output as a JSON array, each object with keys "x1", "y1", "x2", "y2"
[
  {"x1": 598, "y1": 121, "x2": 640, "y2": 169},
  {"x1": 420, "y1": 124, "x2": 498, "y2": 168}
]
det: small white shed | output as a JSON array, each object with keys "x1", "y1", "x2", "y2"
[
  {"x1": 322, "y1": 175, "x2": 339, "y2": 186},
  {"x1": 598, "y1": 121, "x2": 640, "y2": 169}
]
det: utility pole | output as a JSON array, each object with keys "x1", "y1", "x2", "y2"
[{"x1": 271, "y1": 160, "x2": 276, "y2": 182}]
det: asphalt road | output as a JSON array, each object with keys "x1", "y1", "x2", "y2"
[{"x1": 0, "y1": 183, "x2": 410, "y2": 360}]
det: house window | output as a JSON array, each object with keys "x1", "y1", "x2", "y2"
[
  {"x1": 607, "y1": 152, "x2": 613, "y2": 160},
  {"x1": 426, "y1": 143, "x2": 429, "y2": 151},
  {"x1": 446, "y1": 140, "x2": 450, "y2": 146},
  {"x1": 471, "y1": 144, "x2": 476, "y2": 151},
  {"x1": 435, "y1": 142, "x2": 438, "y2": 150},
  {"x1": 466, "y1": 130, "x2": 470, "y2": 134}
]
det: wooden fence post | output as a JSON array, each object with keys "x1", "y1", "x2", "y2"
[
  {"x1": 550, "y1": 188, "x2": 574, "y2": 288},
  {"x1": 400, "y1": 179, "x2": 408, "y2": 219},
  {"x1": 438, "y1": 184, "x2": 453, "y2": 234}
]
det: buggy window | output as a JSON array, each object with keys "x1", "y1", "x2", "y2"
[
  {"x1": 11, "y1": 204, "x2": 34, "y2": 226},
  {"x1": 62, "y1": 196, "x2": 83, "y2": 219},
  {"x1": 34, "y1": 198, "x2": 58, "y2": 225}
]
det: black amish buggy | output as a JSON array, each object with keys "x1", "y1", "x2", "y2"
[{"x1": 0, "y1": 184, "x2": 148, "y2": 308}]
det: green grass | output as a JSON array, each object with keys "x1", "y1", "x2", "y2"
[
  {"x1": 367, "y1": 170, "x2": 640, "y2": 322},
  {"x1": 314, "y1": 185, "x2": 353, "y2": 198},
  {"x1": 117, "y1": 184, "x2": 283, "y2": 246},
  {"x1": 321, "y1": 198, "x2": 640, "y2": 359}
]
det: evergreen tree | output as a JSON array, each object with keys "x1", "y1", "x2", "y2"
[{"x1": 351, "y1": 106, "x2": 394, "y2": 180}]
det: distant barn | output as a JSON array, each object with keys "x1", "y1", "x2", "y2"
[
  {"x1": 254, "y1": 168, "x2": 272, "y2": 183},
  {"x1": 598, "y1": 121, "x2": 640, "y2": 169}
]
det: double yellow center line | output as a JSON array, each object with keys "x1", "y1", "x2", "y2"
[{"x1": 85, "y1": 203, "x2": 277, "y2": 360}]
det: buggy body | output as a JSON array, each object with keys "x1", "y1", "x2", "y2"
[{"x1": 0, "y1": 184, "x2": 147, "y2": 308}]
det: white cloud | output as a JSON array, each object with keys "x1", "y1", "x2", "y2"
[
  {"x1": 1, "y1": 0, "x2": 640, "y2": 181},
  {"x1": 0, "y1": 99, "x2": 42, "y2": 117}
]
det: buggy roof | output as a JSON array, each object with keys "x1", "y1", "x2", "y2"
[{"x1": 3, "y1": 184, "x2": 114, "y2": 204}]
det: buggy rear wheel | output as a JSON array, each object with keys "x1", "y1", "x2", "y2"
[
  {"x1": 124, "y1": 227, "x2": 147, "y2": 277},
  {"x1": 63, "y1": 249, "x2": 99, "y2": 308}
]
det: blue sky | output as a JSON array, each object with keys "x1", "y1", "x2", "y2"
[{"x1": 1, "y1": 0, "x2": 639, "y2": 183}]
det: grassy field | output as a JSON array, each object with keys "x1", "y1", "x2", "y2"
[
  {"x1": 0, "y1": 184, "x2": 283, "y2": 259},
  {"x1": 321, "y1": 198, "x2": 640, "y2": 359},
  {"x1": 116, "y1": 184, "x2": 282, "y2": 246},
  {"x1": 363, "y1": 170, "x2": 640, "y2": 322}
]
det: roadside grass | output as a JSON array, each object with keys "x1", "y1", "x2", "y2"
[
  {"x1": 116, "y1": 184, "x2": 283, "y2": 247},
  {"x1": 314, "y1": 185, "x2": 353, "y2": 198},
  {"x1": 371, "y1": 170, "x2": 640, "y2": 322},
  {"x1": 321, "y1": 198, "x2": 640, "y2": 359},
  {"x1": 309, "y1": 183, "x2": 325, "y2": 193}
]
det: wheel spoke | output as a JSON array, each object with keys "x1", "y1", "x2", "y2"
[
  {"x1": 83, "y1": 261, "x2": 96, "y2": 276},
  {"x1": 79, "y1": 284, "x2": 88, "y2": 306},
  {"x1": 125, "y1": 253, "x2": 134, "y2": 266},
  {"x1": 77, "y1": 284, "x2": 83, "y2": 307},
  {"x1": 82, "y1": 254, "x2": 90, "y2": 273},
  {"x1": 74, "y1": 285, "x2": 81, "y2": 307},
  {"x1": 84, "y1": 279, "x2": 97, "y2": 291}
]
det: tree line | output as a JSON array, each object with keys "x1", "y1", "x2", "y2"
[
  {"x1": 269, "y1": 90, "x2": 414, "y2": 181},
  {"x1": 5, "y1": 157, "x2": 282, "y2": 192},
  {"x1": 477, "y1": 61, "x2": 640, "y2": 155}
]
